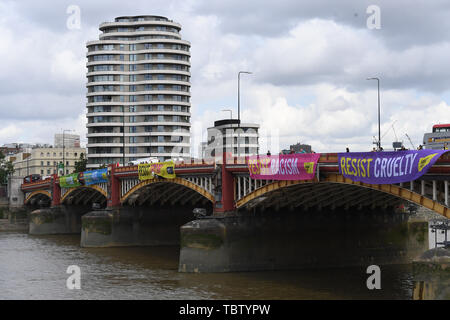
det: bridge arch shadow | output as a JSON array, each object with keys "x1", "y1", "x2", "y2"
[
  {"x1": 121, "y1": 178, "x2": 214, "y2": 209},
  {"x1": 237, "y1": 173, "x2": 448, "y2": 217},
  {"x1": 61, "y1": 186, "x2": 107, "y2": 207},
  {"x1": 25, "y1": 190, "x2": 52, "y2": 207}
]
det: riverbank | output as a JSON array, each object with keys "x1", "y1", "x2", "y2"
[{"x1": 0, "y1": 219, "x2": 28, "y2": 232}]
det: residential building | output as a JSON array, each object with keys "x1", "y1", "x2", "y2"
[{"x1": 86, "y1": 15, "x2": 191, "y2": 168}]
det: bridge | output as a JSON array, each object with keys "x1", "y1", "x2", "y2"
[
  {"x1": 19, "y1": 152, "x2": 450, "y2": 272},
  {"x1": 21, "y1": 153, "x2": 450, "y2": 217}
]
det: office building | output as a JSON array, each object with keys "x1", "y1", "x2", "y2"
[
  {"x1": 6, "y1": 147, "x2": 86, "y2": 177},
  {"x1": 204, "y1": 119, "x2": 259, "y2": 160},
  {"x1": 54, "y1": 134, "x2": 81, "y2": 148}
]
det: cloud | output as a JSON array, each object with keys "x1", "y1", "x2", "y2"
[{"x1": 0, "y1": 0, "x2": 449, "y2": 157}]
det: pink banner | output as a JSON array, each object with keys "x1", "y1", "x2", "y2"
[{"x1": 247, "y1": 154, "x2": 321, "y2": 180}]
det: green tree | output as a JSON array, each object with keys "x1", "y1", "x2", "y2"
[
  {"x1": 73, "y1": 152, "x2": 87, "y2": 173},
  {"x1": 0, "y1": 151, "x2": 14, "y2": 184}
]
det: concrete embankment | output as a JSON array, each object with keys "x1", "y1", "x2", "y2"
[
  {"x1": 413, "y1": 247, "x2": 450, "y2": 300},
  {"x1": 0, "y1": 219, "x2": 28, "y2": 232},
  {"x1": 0, "y1": 206, "x2": 29, "y2": 232}
]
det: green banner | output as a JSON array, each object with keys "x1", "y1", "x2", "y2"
[{"x1": 59, "y1": 173, "x2": 81, "y2": 188}]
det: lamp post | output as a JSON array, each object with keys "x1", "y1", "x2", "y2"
[
  {"x1": 62, "y1": 129, "x2": 72, "y2": 175},
  {"x1": 367, "y1": 77, "x2": 381, "y2": 150},
  {"x1": 238, "y1": 71, "x2": 252, "y2": 157}
]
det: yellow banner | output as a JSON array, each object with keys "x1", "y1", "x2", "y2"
[{"x1": 138, "y1": 161, "x2": 176, "y2": 181}]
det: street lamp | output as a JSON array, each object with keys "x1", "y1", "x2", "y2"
[
  {"x1": 367, "y1": 77, "x2": 381, "y2": 150},
  {"x1": 238, "y1": 71, "x2": 252, "y2": 157},
  {"x1": 62, "y1": 129, "x2": 73, "y2": 175}
]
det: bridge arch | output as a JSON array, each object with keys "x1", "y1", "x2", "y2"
[
  {"x1": 25, "y1": 190, "x2": 52, "y2": 205},
  {"x1": 121, "y1": 177, "x2": 215, "y2": 206},
  {"x1": 237, "y1": 173, "x2": 449, "y2": 218},
  {"x1": 61, "y1": 185, "x2": 107, "y2": 206}
]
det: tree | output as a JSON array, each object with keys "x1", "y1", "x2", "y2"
[
  {"x1": 73, "y1": 152, "x2": 87, "y2": 173},
  {"x1": 0, "y1": 151, "x2": 14, "y2": 184}
]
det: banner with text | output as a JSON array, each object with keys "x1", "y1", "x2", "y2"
[
  {"x1": 138, "y1": 161, "x2": 176, "y2": 181},
  {"x1": 83, "y1": 168, "x2": 108, "y2": 186},
  {"x1": 59, "y1": 173, "x2": 81, "y2": 188},
  {"x1": 247, "y1": 153, "x2": 321, "y2": 180},
  {"x1": 338, "y1": 150, "x2": 449, "y2": 184}
]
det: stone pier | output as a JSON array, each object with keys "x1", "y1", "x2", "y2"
[
  {"x1": 29, "y1": 205, "x2": 90, "y2": 235},
  {"x1": 80, "y1": 205, "x2": 196, "y2": 247},
  {"x1": 179, "y1": 208, "x2": 429, "y2": 272}
]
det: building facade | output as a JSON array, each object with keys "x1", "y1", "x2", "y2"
[
  {"x1": 86, "y1": 15, "x2": 191, "y2": 168},
  {"x1": 204, "y1": 119, "x2": 259, "y2": 160},
  {"x1": 54, "y1": 134, "x2": 81, "y2": 148},
  {"x1": 6, "y1": 147, "x2": 86, "y2": 177}
]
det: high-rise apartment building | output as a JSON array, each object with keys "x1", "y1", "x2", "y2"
[{"x1": 86, "y1": 15, "x2": 191, "y2": 168}]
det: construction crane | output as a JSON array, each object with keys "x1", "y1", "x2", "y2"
[{"x1": 405, "y1": 133, "x2": 415, "y2": 150}]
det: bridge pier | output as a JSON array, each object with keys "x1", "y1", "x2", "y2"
[
  {"x1": 80, "y1": 205, "x2": 196, "y2": 248},
  {"x1": 179, "y1": 208, "x2": 429, "y2": 273},
  {"x1": 29, "y1": 205, "x2": 89, "y2": 235}
]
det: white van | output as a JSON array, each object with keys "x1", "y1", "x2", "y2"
[{"x1": 129, "y1": 157, "x2": 159, "y2": 165}]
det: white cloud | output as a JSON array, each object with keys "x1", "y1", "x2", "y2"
[{"x1": 0, "y1": 1, "x2": 449, "y2": 157}]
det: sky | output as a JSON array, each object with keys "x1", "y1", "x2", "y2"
[{"x1": 0, "y1": 0, "x2": 449, "y2": 155}]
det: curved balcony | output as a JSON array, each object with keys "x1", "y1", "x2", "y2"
[{"x1": 99, "y1": 31, "x2": 181, "y2": 40}]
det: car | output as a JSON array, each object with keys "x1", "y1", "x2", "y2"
[{"x1": 23, "y1": 174, "x2": 41, "y2": 184}]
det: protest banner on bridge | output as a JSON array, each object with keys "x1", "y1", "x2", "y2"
[
  {"x1": 83, "y1": 168, "x2": 108, "y2": 186},
  {"x1": 59, "y1": 173, "x2": 81, "y2": 188},
  {"x1": 138, "y1": 161, "x2": 176, "y2": 181},
  {"x1": 247, "y1": 153, "x2": 321, "y2": 180},
  {"x1": 338, "y1": 150, "x2": 449, "y2": 184}
]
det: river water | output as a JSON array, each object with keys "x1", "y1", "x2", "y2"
[{"x1": 0, "y1": 231, "x2": 427, "y2": 300}]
